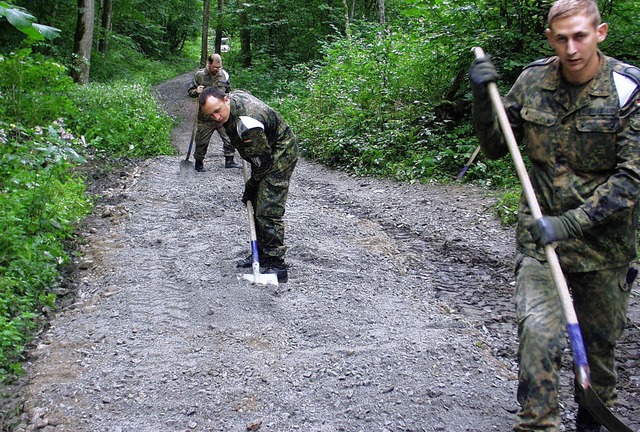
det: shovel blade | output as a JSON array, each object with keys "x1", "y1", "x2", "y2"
[
  {"x1": 180, "y1": 158, "x2": 194, "y2": 173},
  {"x1": 576, "y1": 385, "x2": 633, "y2": 432},
  {"x1": 241, "y1": 272, "x2": 279, "y2": 286}
]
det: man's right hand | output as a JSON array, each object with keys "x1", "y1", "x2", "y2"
[
  {"x1": 242, "y1": 178, "x2": 259, "y2": 205},
  {"x1": 469, "y1": 56, "x2": 498, "y2": 99},
  {"x1": 196, "y1": 85, "x2": 205, "y2": 94}
]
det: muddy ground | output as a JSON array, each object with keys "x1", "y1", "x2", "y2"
[{"x1": 1, "y1": 73, "x2": 638, "y2": 432}]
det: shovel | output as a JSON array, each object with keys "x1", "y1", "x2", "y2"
[
  {"x1": 179, "y1": 99, "x2": 199, "y2": 172},
  {"x1": 240, "y1": 160, "x2": 278, "y2": 286},
  {"x1": 472, "y1": 46, "x2": 633, "y2": 432},
  {"x1": 456, "y1": 145, "x2": 481, "y2": 181}
]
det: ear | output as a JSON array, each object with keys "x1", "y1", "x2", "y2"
[
  {"x1": 596, "y1": 23, "x2": 608, "y2": 43},
  {"x1": 545, "y1": 28, "x2": 554, "y2": 46}
]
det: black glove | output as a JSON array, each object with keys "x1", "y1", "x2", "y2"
[
  {"x1": 469, "y1": 55, "x2": 498, "y2": 99},
  {"x1": 251, "y1": 153, "x2": 274, "y2": 175},
  {"x1": 242, "y1": 178, "x2": 259, "y2": 205},
  {"x1": 527, "y1": 210, "x2": 589, "y2": 248}
]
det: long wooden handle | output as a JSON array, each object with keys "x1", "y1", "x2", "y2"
[
  {"x1": 472, "y1": 47, "x2": 589, "y2": 388},
  {"x1": 185, "y1": 100, "x2": 199, "y2": 161}
]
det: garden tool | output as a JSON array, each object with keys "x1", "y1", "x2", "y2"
[
  {"x1": 179, "y1": 99, "x2": 199, "y2": 172},
  {"x1": 456, "y1": 145, "x2": 481, "y2": 181},
  {"x1": 473, "y1": 46, "x2": 632, "y2": 432},
  {"x1": 240, "y1": 160, "x2": 278, "y2": 286}
]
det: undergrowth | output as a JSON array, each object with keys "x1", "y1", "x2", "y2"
[{"x1": 0, "y1": 49, "x2": 175, "y2": 382}]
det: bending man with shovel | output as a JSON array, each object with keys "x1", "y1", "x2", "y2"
[
  {"x1": 469, "y1": 0, "x2": 640, "y2": 430},
  {"x1": 199, "y1": 86, "x2": 299, "y2": 283}
]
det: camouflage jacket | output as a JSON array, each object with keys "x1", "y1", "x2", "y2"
[
  {"x1": 187, "y1": 67, "x2": 231, "y2": 98},
  {"x1": 223, "y1": 91, "x2": 299, "y2": 182},
  {"x1": 474, "y1": 53, "x2": 640, "y2": 272}
]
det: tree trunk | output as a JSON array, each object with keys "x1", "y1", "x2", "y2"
[
  {"x1": 201, "y1": 0, "x2": 211, "y2": 66},
  {"x1": 98, "y1": 0, "x2": 112, "y2": 54},
  {"x1": 377, "y1": 0, "x2": 385, "y2": 26},
  {"x1": 342, "y1": 0, "x2": 351, "y2": 36},
  {"x1": 215, "y1": 0, "x2": 224, "y2": 54},
  {"x1": 239, "y1": 0, "x2": 251, "y2": 68},
  {"x1": 72, "y1": 0, "x2": 95, "y2": 85}
]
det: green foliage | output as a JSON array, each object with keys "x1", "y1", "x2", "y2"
[
  {"x1": 275, "y1": 21, "x2": 513, "y2": 186},
  {"x1": 0, "y1": 120, "x2": 91, "y2": 380},
  {"x1": 0, "y1": 1, "x2": 60, "y2": 41},
  {"x1": 90, "y1": 35, "x2": 199, "y2": 84},
  {"x1": 0, "y1": 43, "x2": 176, "y2": 382},
  {"x1": 0, "y1": 49, "x2": 78, "y2": 126},
  {"x1": 493, "y1": 188, "x2": 521, "y2": 226},
  {"x1": 68, "y1": 81, "x2": 175, "y2": 158}
]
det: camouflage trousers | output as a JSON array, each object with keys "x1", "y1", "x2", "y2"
[
  {"x1": 195, "y1": 121, "x2": 235, "y2": 162},
  {"x1": 251, "y1": 160, "x2": 297, "y2": 264},
  {"x1": 513, "y1": 254, "x2": 632, "y2": 431}
]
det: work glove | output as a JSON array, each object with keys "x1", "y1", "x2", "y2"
[
  {"x1": 251, "y1": 153, "x2": 274, "y2": 176},
  {"x1": 242, "y1": 178, "x2": 259, "y2": 205},
  {"x1": 469, "y1": 55, "x2": 498, "y2": 100},
  {"x1": 527, "y1": 209, "x2": 591, "y2": 248}
]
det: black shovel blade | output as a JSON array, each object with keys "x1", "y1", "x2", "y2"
[
  {"x1": 576, "y1": 385, "x2": 633, "y2": 432},
  {"x1": 179, "y1": 158, "x2": 194, "y2": 173}
]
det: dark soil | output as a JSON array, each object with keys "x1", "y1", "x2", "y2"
[{"x1": 1, "y1": 73, "x2": 638, "y2": 432}]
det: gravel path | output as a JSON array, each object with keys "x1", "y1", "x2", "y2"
[{"x1": 1, "y1": 73, "x2": 638, "y2": 432}]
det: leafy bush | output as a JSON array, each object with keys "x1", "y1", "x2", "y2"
[
  {"x1": 0, "y1": 46, "x2": 177, "y2": 382},
  {"x1": 0, "y1": 49, "x2": 78, "y2": 126},
  {"x1": 68, "y1": 81, "x2": 176, "y2": 158},
  {"x1": 90, "y1": 35, "x2": 199, "y2": 85},
  {"x1": 0, "y1": 120, "x2": 91, "y2": 380},
  {"x1": 274, "y1": 23, "x2": 518, "y2": 189},
  {"x1": 493, "y1": 188, "x2": 521, "y2": 226}
]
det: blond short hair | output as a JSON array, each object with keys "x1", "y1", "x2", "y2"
[{"x1": 547, "y1": 0, "x2": 601, "y2": 29}]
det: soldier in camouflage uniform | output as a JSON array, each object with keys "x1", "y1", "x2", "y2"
[
  {"x1": 187, "y1": 53, "x2": 241, "y2": 171},
  {"x1": 469, "y1": 0, "x2": 640, "y2": 430},
  {"x1": 199, "y1": 86, "x2": 299, "y2": 283}
]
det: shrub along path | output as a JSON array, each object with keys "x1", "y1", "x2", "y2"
[{"x1": 1, "y1": 73, "x2": 638, "y2": 431}]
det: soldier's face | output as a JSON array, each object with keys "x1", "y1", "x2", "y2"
[
  {"x1": 546, "y1": 13, "x2": 608, "y2": 84},
  {"x1": 207, "y1": 62, "x2": 222, "y2": 75},
  {"x1": 202, "y1": 95, "x2": 230, "y2": 123}
]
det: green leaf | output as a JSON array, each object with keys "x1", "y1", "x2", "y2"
[
  {"x1": 17, "y1": 25, "x2": 45, "y2": 41},
  {"x1": 1, "y1": 5, "x2": 35, "y2": 29},
  {"x1": 32, "y1": 23, "x2": 61, "y2": 40},
  {"x1": 0, "y1": 4, "x2": 60, "y2": 40}
]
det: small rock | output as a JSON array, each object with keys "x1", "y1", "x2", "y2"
[{"x1": 246, "y1": 420, "x2": 262, "y2": 431}]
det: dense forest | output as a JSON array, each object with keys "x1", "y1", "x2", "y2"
[{"x1": 1, "y1": 0, "x2": 639, "y2": 382}]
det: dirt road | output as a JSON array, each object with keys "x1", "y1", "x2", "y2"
[{"x1": 1, "y1": 73, "x2": 638, "y2": 431}]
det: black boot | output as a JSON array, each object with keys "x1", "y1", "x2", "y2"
[
  {"x1": 236, "y1": 254, "x2": 253, "y2": 268},
  {"x1": 225, "y1": 156, "x2": 242, "y2": 169},
  {"x1": 195, "y1": 160, "x2": 206, "y2": 172},
  {"x1": 576, "y1": 406, "x2": 603, "y2": 432},
  {"x1": 262, "y1": 262, "x2": 288, "y2": 283}
]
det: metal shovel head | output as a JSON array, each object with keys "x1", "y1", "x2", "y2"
[
  {"x1": 241, "y1": 271, "x2": 279, "y2": 286},
  {"x1": 576, "y1": 384, "x2": 633, "y2": 432},
  {"x1": 179, "y1": 158, "x2": 194, "y2": 173}
]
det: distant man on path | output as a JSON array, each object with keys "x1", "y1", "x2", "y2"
[
  {"x1": 199, "y1": 87, "x2": 299, "y2": 283},
  {"x1": 469, "y1": 0, "x2": 640, "y2": 430},
  {"x1": 188, "y1": 53, "x2": 241, "y2": 171}
]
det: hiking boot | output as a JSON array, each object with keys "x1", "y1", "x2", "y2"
[
  {"x1": 236, "y1": 254, "x2": 253, "y2": 268},
  {"x1": 195, "y1": 160, "x2": 206, "y2": 172},
  {"x1": 225, "y1": 156, "x2": 242, "y2": 169},
  {"x1": 576, "y1": 406, "x2": 602, "y2": 432},
  {"x1": 262, "y1": 263, "x2": 288, "y2": 283}
]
